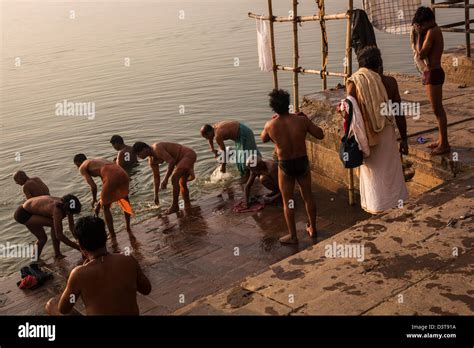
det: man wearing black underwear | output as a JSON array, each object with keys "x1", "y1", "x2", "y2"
[
  {"x1": 261, "y1": 89, "x2": 324, "y2": 244},
  {"x1": 14, "y1": 195, "x2": 82, "y2": 260}
]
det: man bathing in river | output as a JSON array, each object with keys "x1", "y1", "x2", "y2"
[
  {"x1": 14, "y1": 194, "x2": 81, "y2": 260},
  {"x1": 132, "y1": 141, "x2": 196, "y2": 214},
  {"x1": 13, "y1": 171, "x2": 50, "y2": 199},
  {"x1": 261, "y1": 89, "x2": 324, "y2": 244},
  {"x1": 110, "y1": 134, "x2": 139, "y2": 168},
  {"x1": 200, "y1": 121, "x2": 261, "y2": 181},
  {"x1": 73, "y1": 154, "x2": 133, "y2": 239},
  {"x1": 412, "y1": 6, "x2": 450, "y2": 156},
  {"x1": 46, "y1": 216, "x2": 151, "y2": 315},
  {"x1": 243, "y1": 156, "x2": 280, "y2": 208}
]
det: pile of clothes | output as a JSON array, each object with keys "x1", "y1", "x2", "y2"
[{"x1": 17, "y1": 263, "x2": 53, "y2": 290}]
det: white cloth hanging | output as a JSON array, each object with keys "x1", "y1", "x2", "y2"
[{"x1": 256, "y1": 18, "x2": 273, "y2": 72}]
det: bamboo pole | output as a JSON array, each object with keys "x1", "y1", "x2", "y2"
[
  {"x1": 466, "y1": 0, "x2": 471, "y2": 57},
  {"x1": 248, "y1": 12, "x2": 349, "y2": 22},
  {"x1": 317, "y1": 0, "x2": 328, "y2": 90},
  {"x1": 345, "y1": 0, "x2": 354, "y2": 206},
  {"x1": 292, "y1": 0, "x2": 300, "y2": 112},
  {"x1": 267, "y1": 0, "x2": 279, "y2": 89},
  {"x1": 276, "y1": 65, "x2": 347, "y2": 77}
]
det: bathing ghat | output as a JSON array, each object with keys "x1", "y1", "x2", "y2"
[{"x1": 0, "y1": 72, "x2": 473, "y2": 315}]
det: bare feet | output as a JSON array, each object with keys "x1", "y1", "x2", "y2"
[
  {"x1": 54, "y1": 254, "x2": 66, "y2": 261},
  {"x1": 165, "y1": 205, "x2": 179, "y2": 215},
  {"x1": 306, "y1": 223, "x2": 317, "y2": 238},
  {"x1": 427, "y1": 141, "x2": 439, "y2": 149},
  {"x1": 430, "y1": 145, "x2": 451, "y2": 156},
  {"x1": 279, "y1": 234, "x2": 298, "y2": 244}
]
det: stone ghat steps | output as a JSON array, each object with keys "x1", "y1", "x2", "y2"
[{"x1": 172, "y1": 172, "x2": 474, "y2": 315}]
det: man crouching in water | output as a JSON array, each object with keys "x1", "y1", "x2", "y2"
[
  {"x1": 244, "y1": 155, "x2": 280, "y2": 208},
  {"x1": 13, "y1": 194, "x2": 82, "y2": 260},
  {"x1": 261, "y1": 89, "x2": 324, "y2": 244},
  {"x1": 46, "y1": 216, "x2": 151, "y2": 315}
]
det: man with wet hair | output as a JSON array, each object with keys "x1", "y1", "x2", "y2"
[
  {"x1": 412, "y1": 6, "x2": 449, "y2": 155},
  {"x1": 200, "y1": 121, "x2": 261, "y2": 180},
  {"x1": 73, "y1": 154, "x2": 133, "y2": 239},
  {"x1": 13, "y1": 171, "x2": 50, "y2": 199},
  {"x1": 45, "y1": 215, "x2": 151, "y2": 315},
  {"x1": 261, "y1": 89, "x2": 324, "y2": 244},
  {"x1": 132, "y1": 141, "x2": 196, "y2": 214},
  {"x1": 13, "y1": 194, "x2": 82, "y2": 260},
  {"x1": 110, "y1": 135, "x2": 138, "y2": 168},
  {"x1": 243, "y1": 155, "x2": 280, "y2": 207}
]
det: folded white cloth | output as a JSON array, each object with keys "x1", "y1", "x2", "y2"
[
  {"x1": 256, "y1": 19, "x2": 273, "y2": 72},
  {"x1": 346, "y1": 96, "x2": 370, "y2": 158}
]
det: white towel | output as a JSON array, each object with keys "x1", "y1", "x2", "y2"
[
  {"x1": 256, "y1": 19, "x2": 273, "y2": 72},
  {"x1": 346, "y1": 96, "x2": 370, "y2": 158}
]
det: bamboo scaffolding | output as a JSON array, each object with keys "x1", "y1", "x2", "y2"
[
  {"x1": 317, "y1": 0, "x2": 328, "y2": 90},
  {"x1": 345, "y1": 0, "x2": 354, "y2": 205},
  {"x1": 267, "y1": 0, "x2": 278, "y2": 89},
  {"x1": 248, "y1": 12, "x2": 349, "y2": 22},
  {"x1": 466, "y1": 0, "x2": 471, "y2": 57},
  {"x1": 292, "y1": 0, "x2": 300, "y2": 112}
]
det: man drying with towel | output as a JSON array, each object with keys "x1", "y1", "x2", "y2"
[
  {"x1": 346, "y1": 46, "x2": 408, "y2": 214},
  {"x1": 200, "y1": 121, "x2": 261, "y2": 181},
  {"x1": 73, "y1": 154, "x2": 133, "y2": 239}
]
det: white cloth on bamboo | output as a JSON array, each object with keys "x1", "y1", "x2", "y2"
[
  {"x1": 346, "y1": 96, "x2": 370, "y2": 158},
  {"x1": 359, "y1": 123, "x2": 408, "y2": 214},
  {"x1": 256, "y1": 18, "x2": 273, "y2": 72},
  {"x1": 363, "y1": 0, "x2": 421, "y2": 35}
]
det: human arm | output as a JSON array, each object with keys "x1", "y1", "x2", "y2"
[
  {"x1": 131, "y1": 256, "x2": 152, "y2": 295},
  {"x1": 305, "y1": 116, "x2": 324, "y2": 140},
  {"x1": 418, "y1": 29, "x2": 434, "y2": 60},
  {"x1": 149, "y1": 157, "x2": 160, "y2": 205},
  {"x1": 79, "y1": 165, "x2": 97, "y2": 207},
  {"x1": 57, "y1": 267, "x2": 82, "y2": 314},
  {"x1": 215, "y1": 135, "x2": 227, "y2": 173},
  {"x1": 53, "y1": 210, "x2": 80, "y2": 250},
  {"x1": 243, "y1": 172, "x2": 257, "y2": 206},
  {"x1": 261, "y1": 122, "x2": 271, "y2": 143},
  {"x1": 158, "y1": 148, "x2": 176, "y2": 190}
]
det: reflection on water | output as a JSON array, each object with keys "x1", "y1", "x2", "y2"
[{"x1": 0, "y1": 0, "x2": 468, "y2": 275}]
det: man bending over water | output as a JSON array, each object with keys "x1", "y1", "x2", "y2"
[
  {"x1": 133, "y1": 141, "x2": 197, "y2": 214},
  {"x1": 261, "y1": 89, "x2": 324, "y2": 244},
  {"x1": 244, "y1": 156, "x2": 280, "y2": 207},
  {"x1": 200, "y1": 121, "x2": 261, "y2": 181},
  {"x1": 14, "y1": 194, "x2": 81, "y2": 260},
  {"x1": 45, "y1": 216, "x2": 151, "y2": 315},
  {"x1": 73, "y1": 154, "x2": 133, "y2": 239},
  {"x1": 13, "y1": 171, "x2": 50, "y2": 199}
]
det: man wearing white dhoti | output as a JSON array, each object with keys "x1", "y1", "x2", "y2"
[{"x1": 346, "y1": 46, "x2": 409, "y2": 214}]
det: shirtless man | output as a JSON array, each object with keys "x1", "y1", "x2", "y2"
[
  {"x1": 200, "y1": 121, "x2": 261, "y2": 180},
  {"x1": 110, "y1": 135, "x2": 138, "y2": 168},
  {"x1": 412, "y1": 6, "x2": 450, "y2": 155},
  {"x1": 244, "y1": 156, "x2": 280, "y2": 207},
  {"x1": 13, "y1": 171, "x2": 50, "y2": 199},
  {"x1": 13, "y1": 194, "x2": 81, "y2": 260},
  {"x1": 73, "y1": 154, "x2": 132, "y2": 238},
  {"x1": 261, "y1": 89, "x2": 324, "y2": 244},
  {"x1": 132, "y1": 141, "x2": 197, "y2": 214},
  {"x1": 45, "y1": 216, "x2": 151, "y2": 315}
]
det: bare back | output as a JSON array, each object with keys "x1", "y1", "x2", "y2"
[
  {"x1": 22, "y1": 195, "x2": 62, "y2": 218},
  {"x1": 80, "y1": 158, "x2": 114, "y2": 177},
  {"x1": 152, "y1": 142, "x2": 193, "y2": 164},
  {"x1": 264, "y1": 114, "x2": 321, "y2": 160},
  {"x1": 214, "y1": 121, "x2": 240, "y2": 141},
  {"x1": 73, "y1": 254, "x2": 140, "y2": 315},
  {"x1": 24, "y1": 177, "x2": 50, "y2": 197}
]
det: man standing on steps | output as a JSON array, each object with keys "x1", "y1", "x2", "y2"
[
  {"x1": 412, "y1": 6, "x2": 450, "y2": 156},
  {"x1": 261, "y1": 89, "x2": 324, "y2": 244}
]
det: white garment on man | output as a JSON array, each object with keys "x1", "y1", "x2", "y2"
[
  {"x1": 347, "y1": 71, "x2": 408, "y2": 214},
  {"x1": 256, "y1": 18, "x2": 273, "y2": 72}
]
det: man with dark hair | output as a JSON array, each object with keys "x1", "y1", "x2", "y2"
[
  {"x1": 261, "y1": 89, "x2": 324, "y2": 244},
  {"x1": 13, "y1": 170, "x2": 50, "y2": 199},
  {"x1": 243, "y1": 156, "x2": 280, "y2": 207},
  {"x1": 412, "y1": 6, "x2": 450, "y2": 155},
  {"x1": 73, "y1": 154, "x2": 133, "y2": 239},
  {"x1": 13, "y1": 194, "x2": 82, "y2": 260},
  {"x1": 200, "y1": 121, "x2": 261, "y2": 179},
  {"x1": 346, "y1": 46, "x2": 408, "y2": 214},
  {"x1": 110, "y1": 135, "x2": 138, "y2": 168},
  {"x1": 45, "y1": 216, "x2": 151, "y2": 315},
  {"x1": 133, "y1": 141, "x2": 196, "y2": 214}
]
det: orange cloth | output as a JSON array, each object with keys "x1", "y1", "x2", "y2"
[{"x1": 99, "y1": 164, "x2": 133, "y2": 215}]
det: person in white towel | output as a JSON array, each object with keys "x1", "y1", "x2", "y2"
[{"x1": 345, "y1": 46, "x2": 409, "y2": 214}]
